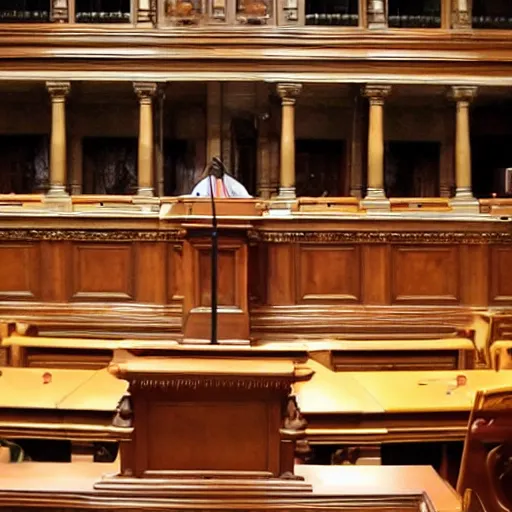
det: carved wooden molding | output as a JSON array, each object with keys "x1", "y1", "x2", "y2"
[
  {"x1": 449, "y1": 86, "x2": 478, "y2": 103},
  {"x1": 277, "y1": 83, "x2": 302, "y2": 106},
  {"x1": 0, "y1": 229, "x2": 186, "y2": 242},
  {"x1": 247, "y1": 230, "x2": 512, "y2": 244},
  {"x1": 46, "y1": 81, "x2": 71, "y2": 100},
  {"x1": 130, "y1": 376, "x2": 293, "y2": 392}
]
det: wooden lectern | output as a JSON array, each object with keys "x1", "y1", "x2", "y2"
[
  {"x1": 95, "y1": 348, "x2": 314, "y2": 496},
  {"x1": 166, "y1": 198, "x2": 260, "y2": 344}
]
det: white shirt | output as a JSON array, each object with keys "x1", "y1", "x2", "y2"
[{"x1": 190, "y1": 174, "x2": 251, "y2": 198}]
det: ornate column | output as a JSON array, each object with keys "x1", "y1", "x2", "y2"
[
  {"x1": 134, "y1": 82, "x2": 158, "y2": 197},
  {"x1": 367, "y1": 0, "x2": 387, "y2": 29},
  {"x1": 46, "y1": 81, "x2": 70, "y2": 197},
  {"x1": 362, "y1": 84, "x2": 391, "y2": 209},
  {"x1": 452, "y1": 0, "x2": 470, "y2": 29},
  {"x1": 449, "y1": 86, "x2": 478, "y2": 210},
  {"x1": 277, "y1": 83, "x2": 301, "y2": 199}
]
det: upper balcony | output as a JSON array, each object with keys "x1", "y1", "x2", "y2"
[
  {"x1": 0, "y1": 0, "x2": 511, "y2": 33},
  {"x1": 1, "y1": 0, "x2": 512, "y2": 85}
]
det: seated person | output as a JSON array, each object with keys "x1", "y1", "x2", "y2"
[{"x1": 191, "y1": 157, "x2": 251, "y2": 198}]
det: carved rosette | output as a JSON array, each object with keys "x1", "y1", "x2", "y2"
[
  {"x1": 362, "y1": 84, "x2": 391, "y2": 107},
  {"x1": 277, "y1": 83, "x2": 302, "y2": 107},
  {"x1": 51, "y1": 0, "x2": 68, "y2": 22}
]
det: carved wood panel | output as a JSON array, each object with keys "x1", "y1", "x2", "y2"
[
  {"x1": 147, "y1": 401, "x2": 270, "y2": 471},
  {"x1": 198, "y1": 247, "x2": 237, "y2": 307},
  {"x1": 391, "y1": 246, "x2": 460, "y2": 304},
  {"x1": 295, "y1": 245, "x2": 361, "y2": 303},
  {"x1": 490, "y1": 245, "x2": 512, "y2": 305},
  {"x1": 71, "y1": 243, "x2": 134, "y2": 301},
  {"x1": 0, "y1": 244, "x2": 41, "y2": 301}
]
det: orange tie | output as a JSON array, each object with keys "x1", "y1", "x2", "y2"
[{"x1": 215, "y1": 178, "x2": 227, "y2": 198}]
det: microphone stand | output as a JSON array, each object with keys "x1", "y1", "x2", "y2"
[{"x1": 208, "y1": 168, "x2": 219, "y2": 346}]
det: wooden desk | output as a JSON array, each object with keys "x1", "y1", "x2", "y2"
[
  {"x1": 1, "y1": 335, "x2": 118, "y2": 369},
  {"x1": 0, "y1": 459, "x2": 461, "y2": 512},
  {"x1": 0, "y1": 367, "x2": 129, "y2": 443},
  {"x1": 295, "y1": 361, "x2": 512, "y2": 444}
]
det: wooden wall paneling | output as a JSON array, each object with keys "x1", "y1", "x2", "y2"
[
  {"x1": 295, "y1": 244, "x2": 361, "y2": 304},
  {"x1": 248, "y1": 242, "x2": 267, "y2": 306},
  {"x1": 362, "y1": 244, "x2": 391, "y2": 305},
  {"x1": 40, "y1": 241, "x2": 72, "y2": 302},
  {"x1": 460, "y1": 244, "x2": 488, "y2": 306},
  {"x1": 0, "y1": 243, "x2": 41, "y2": 301},
  {"x1": 391, "y1": 245, "x2": 460, "y2": 305},
  {"x1": 182, "y1": 234, "x2": 249, "y2": 341},
  {"x1": 71, "y1": 243, "x2": 135, "y2": 301},
  {"x1": 167, "y1": 243, "x2": 183, "y2": 303},
  {"x1": 135, "y1": 242, "x2": 168, "y2": 304},
  {"x1": 489, "y1": 245, "x2": 512, "y2": 305},
  {"x1": 266, "y1": 244, "x2": 295, "y2": 305}
]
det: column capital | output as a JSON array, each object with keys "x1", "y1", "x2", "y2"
[
  {"x1": 134, "y1": 82, "x2": 158, "y2": 103},
  {"x1": 46, "y1": 81, "x2": 71, "y2": 100},
  {"x1": 277, "y1": 83, "x2": 302, "y2": 106},
  {"x1": 362, "y1": 84, "x2": 391, "y2": 105},
  {"x1": 449, "y1": 86, "x2": 478, "y2": 104}
]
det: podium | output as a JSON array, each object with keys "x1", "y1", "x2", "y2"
[
  {"x1": 95, "y1": 348, "x2": 314, "y2": 496},
  {"x1": 168, "y1": 198, "x2": 260, "y2": 344}
]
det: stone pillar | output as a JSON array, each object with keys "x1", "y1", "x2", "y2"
[
  {"x1": 367, "y1": 0, "x2": 387, "y2": 29},
  {"x1": 449, "y1": 86, "x2": 478, "y2": 210},
  {"x1": 134, "y1": 82, "x2": 158, "y2": 197},
  {"x1": 46, "y1": 81, "x2": 70, "y2": 197},
  {"x1": 452, "y1": 0, "x2": 470, "y2": 29},
  {"x1": 362, "y1": 84, "x2": 391, "y2": 210},
  {"x1": 277, "y1": 83, "x2": 301, "y2": 199}
]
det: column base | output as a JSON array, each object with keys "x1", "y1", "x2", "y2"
[
  {"x1": 137, "y1": 187, "x2": 154, "y2": 198},
  {"x1": 361, "y1": 188, "x2": 390, "y2": 211},
  {"x1": 132, "y1": 194, "x2": 160, "y2": 213},
  {"x1": 43, "y1": 186, "x2": 72, "y2": 212},
  {"x1": 450, "y1": 189, "x2": 480, "y2": 213},
  {"x1": 278, "y1": 186, "x2": 296, "y2": 199}
]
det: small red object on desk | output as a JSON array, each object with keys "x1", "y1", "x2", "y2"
[{"x1": 42, "y1": 372, "x2": 52, "y2": 385}]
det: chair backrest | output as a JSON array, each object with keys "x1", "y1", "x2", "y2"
[{"x1": 457, "y1": 386, "x2": 512, "y2": 512}]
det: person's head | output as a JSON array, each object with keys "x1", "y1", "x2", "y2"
[{"x1": 210, "y1": 156, "x2": 226, "y2": 179}]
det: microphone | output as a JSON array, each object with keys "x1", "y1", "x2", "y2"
[{"x1": 207, "y1": 157, "x2": 222, "y2": 346}]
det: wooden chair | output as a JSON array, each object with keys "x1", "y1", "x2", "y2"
[{"x1": 457, "y1": 386, "x2": 512, "y2": 512}]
